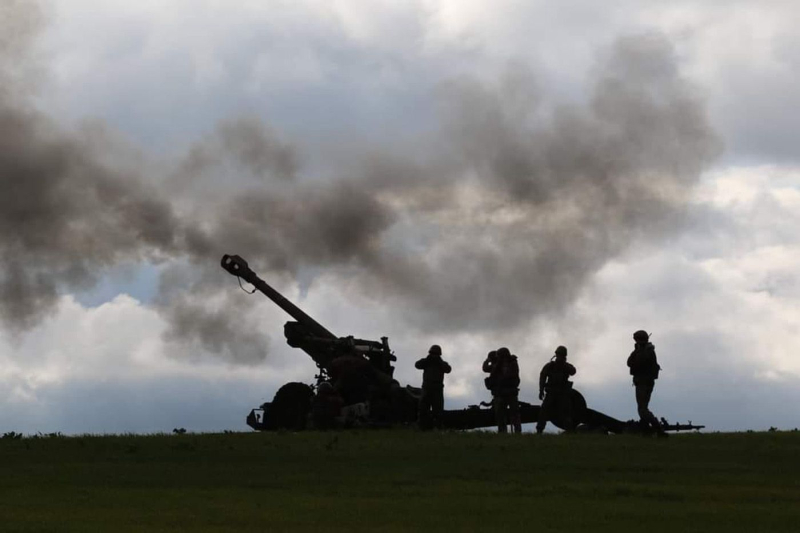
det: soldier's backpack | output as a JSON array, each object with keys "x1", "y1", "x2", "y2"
[{"x1": 630, "y1": 344, "x2": 661, "y2": 381}]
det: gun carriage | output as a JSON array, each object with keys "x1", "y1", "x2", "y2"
[{"x1": 221, "y1": 254, "x2": 703, "y2": 434}]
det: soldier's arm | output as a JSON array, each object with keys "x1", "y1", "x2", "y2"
[
  {"x1": 539, "y1": 364, "x2": 548, "y2": 392},
  {"x1": 649, "y1": 346, "x2": 660, "y2": 372},
  {"x1": 442, "y1": 361, "x2": 452, "y2": 374},
  {"x1": 567, "y1": 363, "x2": 576, "y2": 376},
  {"x1": 482, "y1": 359, "x2": 494, "y2": 373},
  {"x1": 415, "y1": 358, "x2": 427, "y2": 370}
]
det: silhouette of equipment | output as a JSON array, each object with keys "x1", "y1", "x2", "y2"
[{"x1": 222, "y1": 254, "x2": 704, "y2": 434}]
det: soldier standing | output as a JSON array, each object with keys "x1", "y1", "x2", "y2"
[
  {"x1": 627, "y1": 330, "x2": 666, "y2": 436},
  {"x1": 536, "y1": 346, "x2": 577, "y2": 434},
  {"x1": 483, "y1": 347, "x2": 522, "y2": 434},
  {"x1": 328, "y1": 354, "x2": 372, "y2": 405},
  {"x1": 414, "y1": 344, "x2": 452, "y2": 429}
]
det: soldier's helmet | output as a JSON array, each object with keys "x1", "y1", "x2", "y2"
[
  {"x1": 633, "y1": 330, "x2": 649, "y2": 342},
  {"x1": 555, "y1": 345, "x2": 568, "y2": 357},
  {"x1": 429, "y1": 344, "x2": 442, "y2": 356},
  {"x1": 317, "y1": 381, "x2": 334, "y2": 394},
  {"x1": 497, "y1": 347, "x2": 511, "y2": 359}
]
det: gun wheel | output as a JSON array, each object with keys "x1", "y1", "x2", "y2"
[
  {"x1": 551, "y1": 389, "x2": 588, "y2": 431},
  {"x1": 270, "y1": 382, "x2": 314, "y2": 430}
]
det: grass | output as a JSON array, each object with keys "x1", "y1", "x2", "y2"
[{"x1": 0, "y1": 430, "x2": 798, "y2": 532}]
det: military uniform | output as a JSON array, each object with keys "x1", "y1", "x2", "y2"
[
  {"x1": 627, "y1": 333, "x2": 663, "y2": 433},
  {"x1": 483, "y1": 348, "x2": 521, "y2": 433},
  {"x1": 537, "y1": 349, "x2": 576, "y2": 433},
  {"x1": 415, "y1": 346, "x2": 452, "y2": 429},
  {"x1": 311, "y1": 382, "x2": 344, "y2": 430},
  {"x1": 328, "y1": 355, "x2": 372, "y2": 405}
]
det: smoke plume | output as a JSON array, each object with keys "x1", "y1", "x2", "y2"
[
  {"x1": 0, "y1": 1, "x2": 719, "y2": 363},
  {"x1": 366, "y1": 34, "x2": 721, "y2": 331}
]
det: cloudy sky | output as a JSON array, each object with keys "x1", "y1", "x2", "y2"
[{"x1": 2, "y1": 0, "x2": 799, "y2": 434}]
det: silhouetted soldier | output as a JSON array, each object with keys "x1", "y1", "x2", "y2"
[
  {"x1": 627, "y1": 330, "x2": 666, "y2": 436},
  {"x1": 414, "y1": 344, "x2": 452, "y2": 429},
  {"x1": 311, "y1": 381, "x2": 344, "y2": 430},
  {"x1": 328, "y1": 354, "x2": 372, "y2": 405},
  {"x1": 536, "y1": 345, "x2": 577, "y2": 434},
  {"x1": 483, "y1": 347, "x2": 521, "y2": 433}
]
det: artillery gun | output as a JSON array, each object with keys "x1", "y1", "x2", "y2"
[{"x1": 221, "y1": 254, "x2": 703, "y2": 434}]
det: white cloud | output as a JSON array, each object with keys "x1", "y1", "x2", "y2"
[
  {"x1": 38, "y1": 1, "x2": 800, "y2": 165},
  {"x1": 0, "y1": 293, "x2": 315, "y2": 432},
  {"x1": 6, "y1": 1, "x2": 800, "y2": 433},
  {"x1": 5, "y1": 162, "x2": 800, "y2": 432}
]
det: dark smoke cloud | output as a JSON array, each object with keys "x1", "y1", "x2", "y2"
[
  {"x1": 0, "y1": 2, "x2": 255, "y2": 361},
  {"x1": 0, "y1": 99, "x2": 198, "y2": 329},
  {"x1": 0, "y1": 2, "x2": 719, "y2": 363},
  {"x1": 351, "y1": 33, "x2": 721, "y2": 331},
  {"x1": 172, "y1": 117, "x2": 299, "y2": 189},
  {"x1": 159, "y1": 291, "x2": 271, "y2": 365}
]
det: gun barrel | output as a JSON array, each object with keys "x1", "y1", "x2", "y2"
[
  {"x1": 221, "y1": 254, "x2": 336, "y2": 341},
  {"x1": 664, "y1": 423, "x2": 705, "y2": 432}
]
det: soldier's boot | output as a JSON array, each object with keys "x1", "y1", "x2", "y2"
[
  {"x1": 417, "y1": 409, "x2": 433, "y2": 431},
  {"x1": 510, "y1": 410, "x2": 522, "y2": 434},
  {"x1": 640, "y1": 409, "x2": 666, "y2": 436},
  {"x1": 652, "y1": 417, "x2": 668, "y2": 437},
  {"x1": 536, "y1": 408, "x2": 547, "y2": 434},
  {"x1": 495, "y1": 402, "x2": 508, "y2": 433}
]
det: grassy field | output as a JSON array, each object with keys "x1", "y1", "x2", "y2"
[{"x1": 1, "y1": 430, "x2": 798, "y2": 532}]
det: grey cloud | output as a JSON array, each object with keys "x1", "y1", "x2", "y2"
[
  {"x1": 2, "y1": 0, "x2": 719, "y2": 366},
  {"x1": 671, "y1": 3, "x2": 800, "y2": 165},
  {"x1": 3, "y1": 1, "x2": 798, "y2": 435},
  {"x1": 0, "y1": 102, "x2": 197, "y2": 329},
  {"x1": 361, "y1": 33, "x2": 720, "y2": 331},
  {"x1": 208, "y1": 183, "x2": 394, "y2": 272},
  {"x1": 0, "y1": 0, "x2": 43, "y2": 96},
  {"x1": 173, "y1": 117, "x2": 299, "y2": 187},
  {"x1": 0, "y1": 2, "x2": 254, "y2": 354},
  {"x1": 160, "y1": 293, "x2": 271, "y2": 365},
  {"x1": 714, "y1": 71, "x2": 800, "y2": 165}
]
